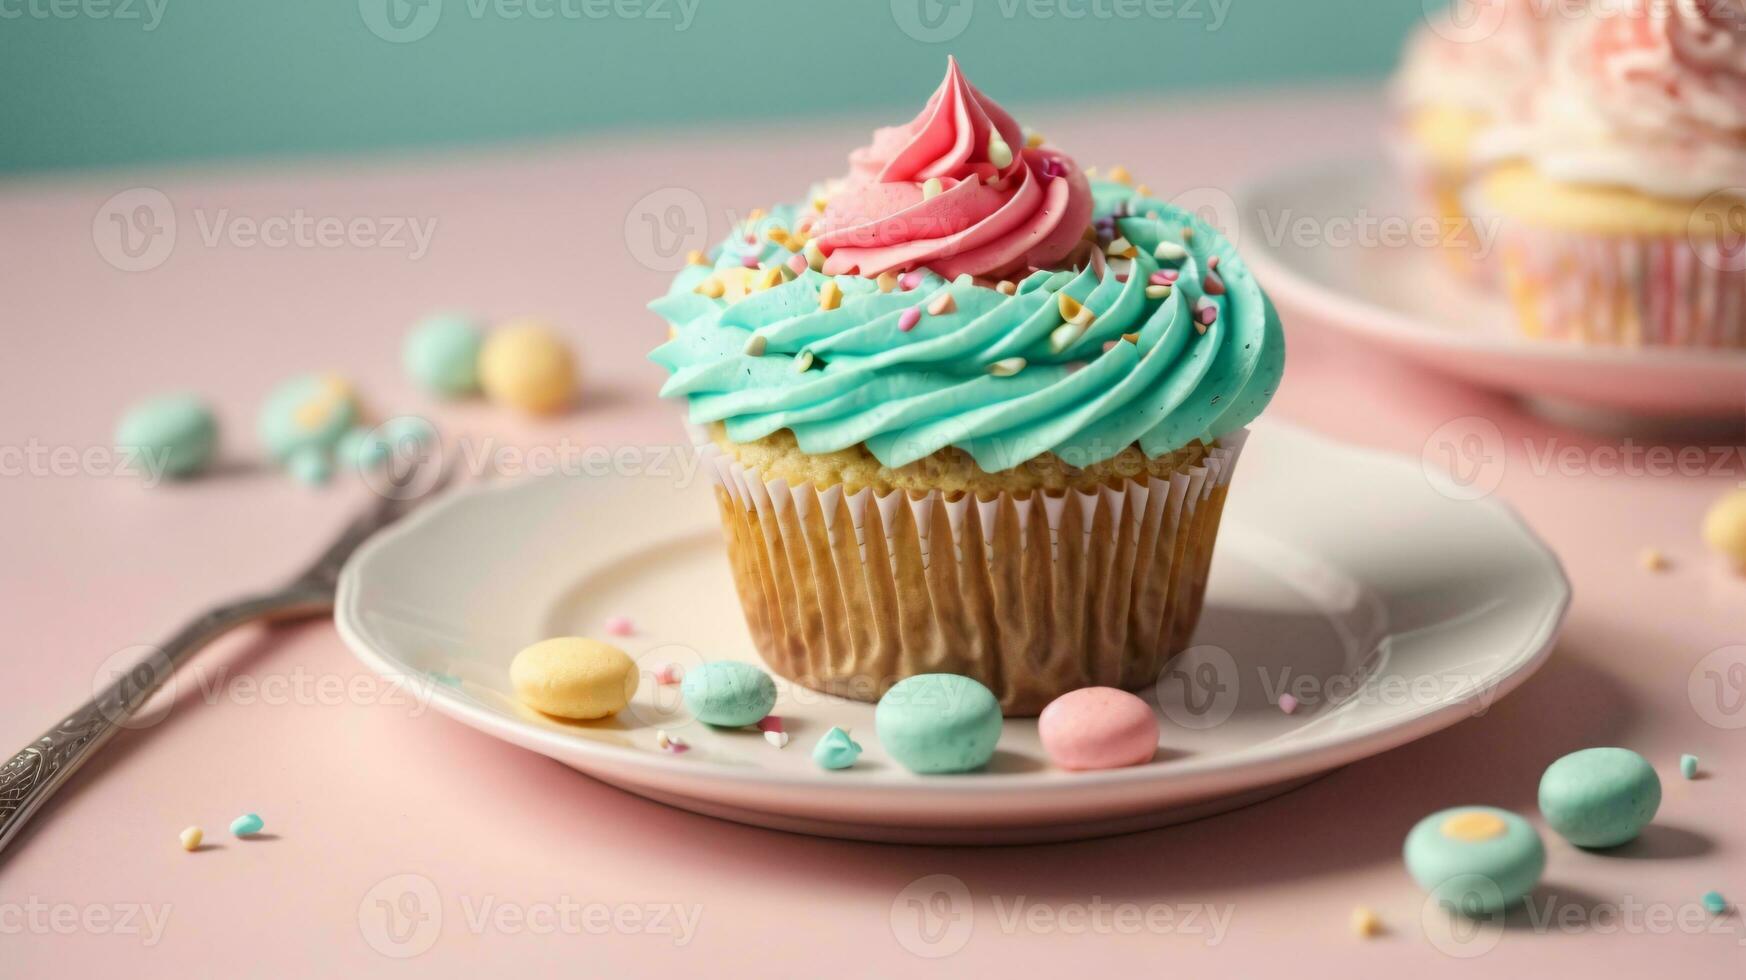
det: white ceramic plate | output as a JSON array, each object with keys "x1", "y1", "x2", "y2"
[
  {"x1": 337, "y1": 423, "x2": 1569, "y2": 844},
  {"x1": 1238, "y1": 157, "x2": 1746, "y2": 419}
]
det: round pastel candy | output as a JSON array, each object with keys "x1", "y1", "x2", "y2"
[
  {"x1": 510, "y1": 637, "x2": 639, "y2": 720},
  {"x1": 875, "y1": 674, "x2": 1002, "y2": 774},
  {"x1": 1038, "y1": 687, "x2": 1158, "y2": 770},
  {"x1": 115, "y1": 393, "x2": 217, "y2": 480},
  {"x1": 479, "y1": 320, "x2": 577, "y2": 415},
  {"x1": 1405, "y1": 806, "x2": 1545, "y2": 915},
  {"x1": 1538, "y1": 747, "x2": 1661, "y2": 848},
  {"x1": 680, "y1": 661, "x2": 776, "y2": 727},
  {"x1": 403, "y1": 313, "x2": 484, "y2": 398},
  {"x1": 1703, "y1": 489, "x2": 1746, "y2": 570},
  {"x1": 258, "y1": 374, "x2": 359, "y2": 471}
]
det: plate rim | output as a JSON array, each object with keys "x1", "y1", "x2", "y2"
[
  {"x1": 1236, "y1": 155, "x2": 1746, "y2": 374},
  {"x1": 335, "y1": 423, "x2": 1571, "y2": 801}
]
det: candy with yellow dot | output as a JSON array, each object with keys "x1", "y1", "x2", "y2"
[
  {"x1": 510, "y1": 637, "x2": 638, "y2": 720},
  {"x1": 1703, "y1": 489, "x2": 1746, "y2": 571},
  {"x1": 1404, "y1": 806, "x2": 1544, "y2": 915},
  {"x1": 479, "y1": 320, "x2": 577, "y2": 416}
]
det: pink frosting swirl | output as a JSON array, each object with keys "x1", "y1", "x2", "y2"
[
  {"x1": 1584, "y1": 0, "x2": 1746, "y2": 136},
  {"x1": 812, "y1": 57, "x2": 1094, "y2": 281}
]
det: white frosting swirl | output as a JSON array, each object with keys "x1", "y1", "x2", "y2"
[
  {"x1": 1481, "y1": 0, "x2": 1746, "y2": 198},
  {"x1": 1392, "y1": 0, "x2": 1556, "y2": 117}
]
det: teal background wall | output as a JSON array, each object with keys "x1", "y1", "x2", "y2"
[{"x1": 0, "y1": 0, "x2": 1428, "y2": 175}]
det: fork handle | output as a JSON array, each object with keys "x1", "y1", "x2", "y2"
[{"x1": 0, "y1": 590, "x2": 329, "y2": 857}]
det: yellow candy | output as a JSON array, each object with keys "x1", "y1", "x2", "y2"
[
  {"x1": 1107, "y1": 164, "x2": 1133, "y2": 185},
  {"x1": 480, "y1": 321, "x2": 577, "y2": 416},
  {"x1": 1350, "y1": 907, "x2": 1382, "y2": 938},
  {"x1": 1704, "y1": 489, "x2": 1746, "y2": 571},
  {"x1": 510, "y1": 637, "x2": 639, "y2": 720},
  {"x1": 179, "y1": 826, "x2": 203, "y2": 852},
  {"x1": 819, "y1": 280, "x2": 843, "y2": 311}
]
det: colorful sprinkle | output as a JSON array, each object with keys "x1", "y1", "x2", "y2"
[
  {"x1": 604, "y1": 616, "x2": 634, "y2": 637},
  {"x1": 1049, "y1": 322, "x2": 1086, "y2": 353},
  {"x1": 764, "y1": 730, "x2": 791, "y2": 749},
  {"x1": 900, "y1": 270, "x2": 924, "y2": 291},
  {"x1": 656, "y1": 730, "x2": 689, "y2": 753},
  {"x1": 1154, "y1": 240, "x2": 1188, "y2": 261},
  {"x1": 1681, "y1": 753, "x2": 1699, "y2": 779},
  {"x1": 876, "y1": 271, "x2": 898, "y2": 293},
  {"x1": 1106, "y1": 164, "x2": 1133, "y2": 186},
  {"x1": 694, "y1": 278, "x2": 724, "y2": 299},
  {"x1": 927, "y1": 291, "x2": 956, "y2": 316},
  {"x1": 898, "y1": 306, "x2": 922, "y2": 332},
  {"x1": 740, "y1": 252, "x2": 760, "y2": 269},
  {"x1": 995, "y1": 279, "x2": 1017, "y2": 295},
  {"x1": 1350, "y1": 907, "x2": 1382, "y2": 938},
  {"x1": 1024, "y1": 129, "x2": 1045, "y2": 149},
  {"x1": 1640, "y1": 548, "x2": 1669, "y2": 571},
  {"x1": 756, "y1": 716, "x2": 784, "y2": 734},
  {"x1": 988, "y1": 131, "x2": 1013, "y2": 169},
  {"x1": 921, "y1": 177, "x2": 943, "y2": 200},
  {"x1": 1057, "y1": 293, "x2": 1094, "y2": 327},
  {"x1": 655, "y1": 664, "x2": 682, "y2": 686},
  {"x1": 1195, "y1": 298, "x2": 1219, "y2": 330},
  {"x1": 1204, "y1": 271, "x2": 1227, "y2": 296},
  {"x1": 819, "y1": 280, "x2": 843, "y2": 311},
  {"x1": 793, "y1": 351, "x2": 816, "y2": 373},
  {"x1": 1136, "y1": 183, "x2": 1152, "y2": 196},
  {"x1": 179, "y1": 826, "x2": 203, "y2": 852},
  {"x1": 754, "y1": 266, "x2": 783, "y2": 290},
  {"x1": 743, "y1": 334, "x2": 768, "y2": 357},
  {"x1": 1278, "y1": 693, "x2": 1299, "y2": 715},
  {"x1": 988, "y1": 357, "x2": 1026, "y2": 377},
  {"x1": 1105, "y1": 236, "x2": 1137, "y2": 259},
  {"x1": 804, "y1": 240, "x2": 826, "y2": 271},
  {"x1": 1702, "y1": 891, "x2": 1728, "y2": 915},
  {"x1": 813, "y1": 727, "x2": 863, "y2": 770},
  {"x1": 685, "y1": 249, "x2": 708, "y2": 266},
  {"x1": 767, "y1": 227, "x2": 791, "y2": 246},
  {"x1": 1145, "y1": 284, "x2": 1172, "y2": 300},
  {"x1": 230, "y1": 813, "x2": 264, "y2": 837},
  {"x1": 1121, "y1": 332, "x2": 1141, "y2": 344},
  {"x1": 786, "y1": 252, "x2": 809, "y2": 276}
]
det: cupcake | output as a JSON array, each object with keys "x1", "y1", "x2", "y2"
[
  {"x1": 1471, "y1": 1, "x2": 1746, "y2": 348},
  {"x1": 1389, "y1": 0, "x2": 1556, "y2": 275},
  {"x1": 649, "y1": 58, "x2": 1285, "y2": 715}
]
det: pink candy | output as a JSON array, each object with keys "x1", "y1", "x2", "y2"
[
  {"x1": 787, "y1": 253, "x2": 809, "y2": 275},
  {"x1": 1038, "y1": 687, "x2": 1159, "y2": 771},
  {"x1": 898, "y1": 306, "x2": 922, "y2": 332},
  {"x1": 604, "y1": 615, "x2": 634, "y2": 637},
  {"x1": 1278, "y1": 694, "x2": 1300, "y2": 715},
  {"x1": 755, "y1": 716, "x2": 784, "y2": 734},
  {"x1": 655, "y1": 664, "x2": 682, "y2": 686},
  {"x1": 899, "y1": 271, "x2": 924, "y2": 290}
]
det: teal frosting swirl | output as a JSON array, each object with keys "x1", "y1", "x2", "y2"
[{"x1": 649, "y1": 181, "x2": 1284, "y2": 473}]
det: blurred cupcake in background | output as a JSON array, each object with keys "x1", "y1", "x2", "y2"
[
  {"x1": 1470, "y1": 0, "x2": 1746, "y2": 348},
  {"x1": 1389, "y1": 0, "x2": 1558, "y2": 276}
]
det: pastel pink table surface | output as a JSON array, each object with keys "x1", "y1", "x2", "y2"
[{"x1": 2, "y1": 88, "x2": 1743, "y2": 977}]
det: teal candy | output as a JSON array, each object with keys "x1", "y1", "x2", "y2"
[
  {"x1": 1680, "y1": 754, "x2": 1699, "y2": 780},
  {"x1": 1538, "y1": 747, "x2": 1661, "y2": 848},
  {"x1": 649, "y1": 181, "x2": 1284, "y2": 472},
  {"x1": 287, "y1": 447, "x2": 332, "y2": 486},
  {"x1": 337, "y1": 428, "x2": 391, "y2": 471},
  {"x1": 1405, "y1": 807, "x2": 1545, "y2": 916},
  {"x1": 812, "y1": 727, "x2": 862, "y2": 771},
  {"x1": 680, "y1": 661, "x2": 776, "y2": 727},
  {"x1": 257, "y1": 374, "x2": 359, "y2": 463},
  {"x1": 404, "y1": 314, "x2": 484, "y2": 398},
  {"x1": 114, "y1": 393, "x2": 217, "y2": 479},
  {"x1": 229, "y1": 813, "x2": 264, "y2": 837},
  {"x1": 1702, "y1": 891, "x2": 1728, "y2": 915},
  {"x1": 874, "y1": 674, "x2": 1002, "y2": 774}
]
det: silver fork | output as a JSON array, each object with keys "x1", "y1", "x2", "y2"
[{"x1": 0, "y1": 460, "x2": 452, "y2": 857}]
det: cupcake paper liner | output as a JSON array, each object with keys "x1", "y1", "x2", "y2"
[
  {"x1": 701, "y1": 432, "x2": 1247, "y2": 716},
  {"x1": 1475, "y1": 202, "x2": 1746, "y2": 349}
]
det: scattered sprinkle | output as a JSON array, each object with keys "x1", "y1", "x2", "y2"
[
  {"x1": 1640, "y1": 548, "x2": 1669, "y2": 571},
  {"x1": 1049, "y1": 322, "x2": 1087, "y2": 353},
  {"x1": 1702, "y1": 891, "x2": 1728, "y2": 915},
  {"x1": 819, "y1": 280, "x2": 843, "y2": 311},
  {"x1": 1204, "y1": 271, "x2": 1227, "y2": 296},
  {"x1": 995, "y1": 279, "x2": 1017, "y2": 295},
  {"x1": 604, "y1": 616, "x2": 634, "y2": 637},
  {"x1": 927, "y1": 291, "x2": 956, "y2": 316},
  {"x1": 813, "y1": 726, "x2": 863, "y2": 770},
  {"x1": 1121, "y1": 332, "x2": 1141, "y2": 344},
  {"x1": 1105, "y1": 236, "x2": 1137, "y2": 259},
  {"x1": 922, "y1": 177, "x2": 944, "y2": 200},
  {"x1": 899, "y1": 271, "x2": 923, "y2": 291},
  {"x1": 1181, "y1": 227, "x2": 1195, "y2": 241},
  {"x1": 754, "y1": 266, "x2": 783, "y2": 290},
  {"x1": 1277, "y1": 693, "x2": 1300, "y2": 715},
  {"x1": 804, "y1": 240, "x2": 826, "y2": 271},
  {"x1": 898, "y1": 306, "x2": 922, "y2": 332},
  {"x1": 655, "y1": 664, "x2": 682, "y2": 686},
  {"x1": 988, "y1": 131, "x2": 1014, "y2": 169},
  {"x1": 743, "y1": 334, "x2": 768, "y2": 357},
  {"x1": 767, "y1": 227, "x2": 791, "y2": 246},
  {"x1": 1350, "y1": 906, "x2": 1383, "y2": 938},
  {"x1": 686, "y1": 249, "x2": 709, "y2": 266},
  {"x1": 740, "y1": 253, "x2": 760, "y2": 269},
  {"x1": 1681, "y1": 753, "x2": 1699, "y2": 779},
  {"x1": 656, "y1": 730, "x2": 689, "y2": 753},
  {"x1": 1145, "y1": 284, "x2": 1172, "y2": 300},
  {"x1": 1107, "y1": 164, "x2": 1133, "y2": 186},
  {"x1": 179, "y1": 826, "x2": 203, "y2": 852},
  {"x1": 1057, "y1": 293, "x2": 1094, "y2": 327},
  {"x1": 746, "y1": 208, "x2": 766, "y2": 222},
  {"x1": 230, "y1": 813, "x2": 264, "y2": 838},
  {"x1": 793, "y1": 350, "x2": 816, "y2": 373},
  {"x1": 876, "y1": 271, "x2": 898, "y2": 293},
  {"x1": 764, "y1": 730, "x2": 791, "y2": 749},
  {"x1": 1154, "y1": 240, "x2": 1188, "y2": 262},
  {"x1": 1195, "y1": 298, "x2": 1219, "y2": 330},
  {"x1": 1136, "y1": 183, "x2": 1152, "y2": 196},
  {"x1": 1024, "y1": 129, "x2": 1044, "y2": 149},
  {"x1": 787, "y1": 253, "x2": 809, "y2": 276},
  {"x1": 988, "y1": 357, "x2": 1026, "y2": 377},
  {"x1": 811, "y1": 195, "x2": 828, "y2": 212},
  {"x1": 756, "y1": 716, "x2": 784, "y2": 734},
  {"x1": 695, "y1": 278, "x2": 725, "y2": 299}
]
